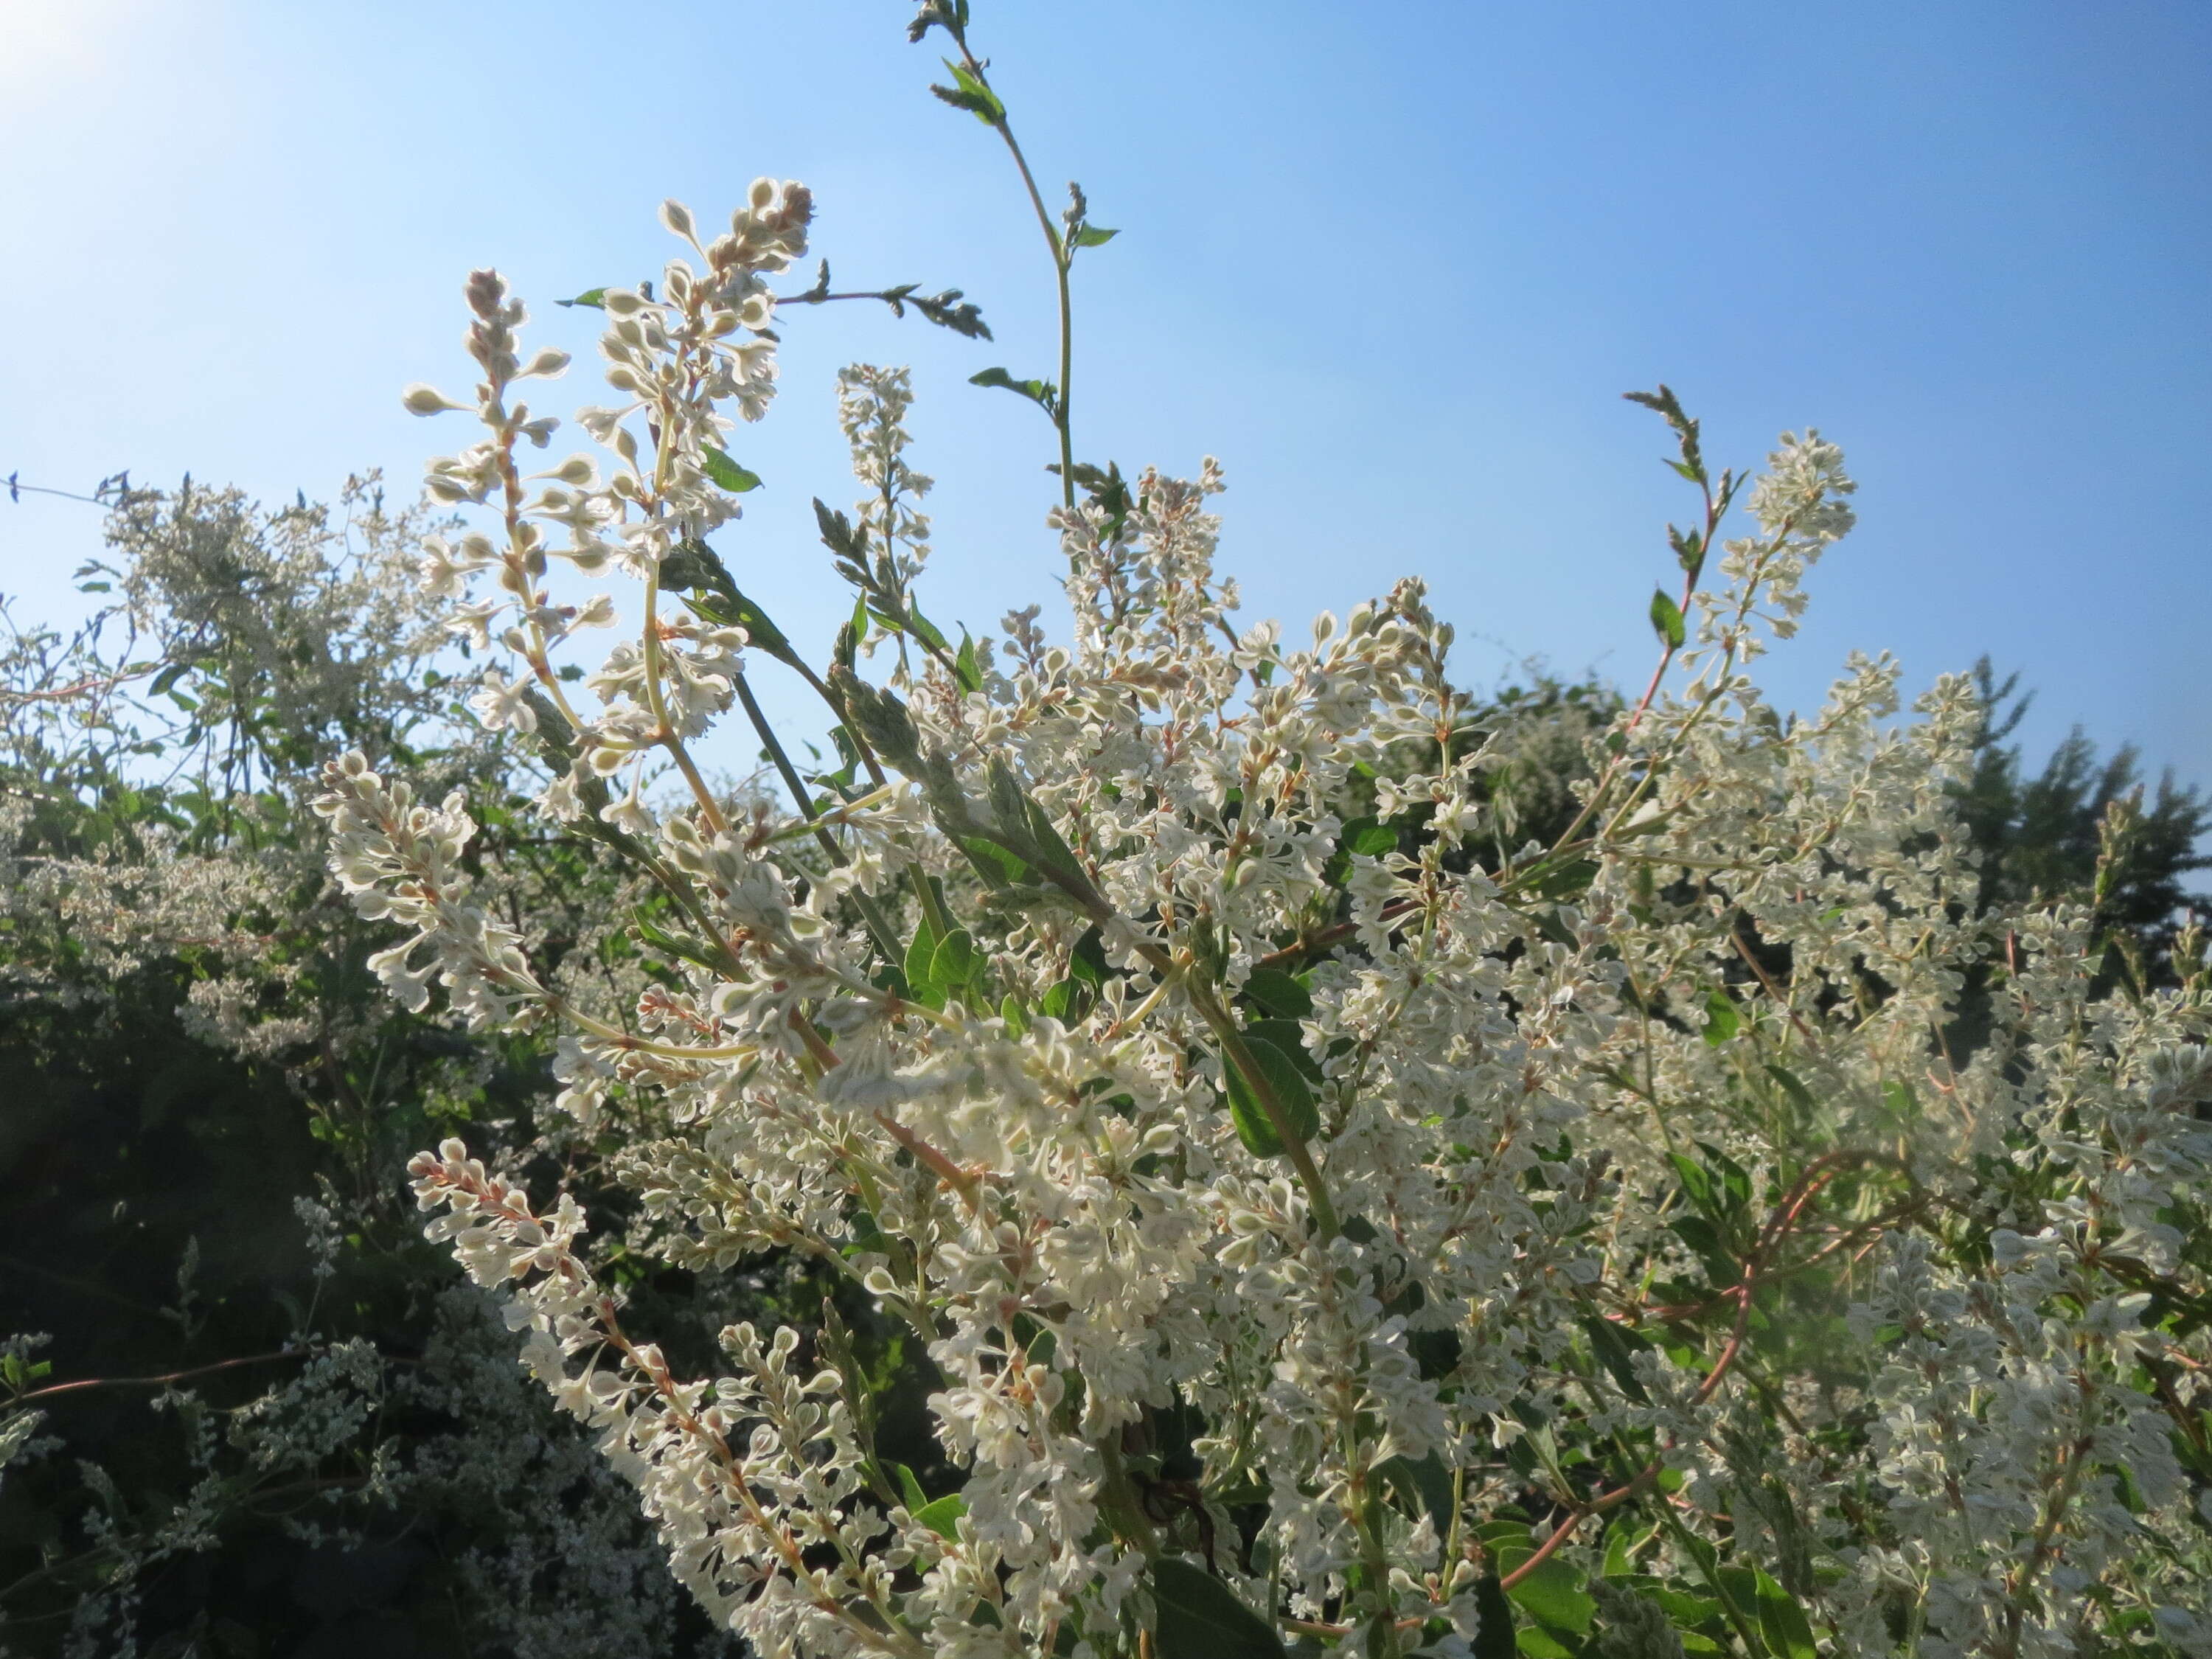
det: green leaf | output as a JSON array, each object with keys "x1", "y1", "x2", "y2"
[
  {"x1": 1701, "y1": 987, "x2": 1740, "y2": 1047},
  {"x1": 1750, "y1": 1570, "x2": 1818, "y2": 1659},
  {"x1": 1040, "y1": 926, "x2": 1107, "y2": 1025},
  {"x1": 1472, "y1": 1576, "x2": 1518, "y2": 1659},
  {"x1": 555, "y1": 288, "x2": 608, "y2": 308},
  {"x1": 633, "y1": 907, "x2": 726, "y2": 972},
  {"x1": 905, "y1": 919, "x2": 944, "y2": 1006},
  {"x1": 1525, "y1": 858, "x2": 1599, "y2": 901},
  {"x1": 700, "y1": 446, "x2": 762, "y2": 493},
  {"x1": 931, "y1": 58, "x2": 1006, "y2": 125},
  {"x1": 1345, "y1": 818, "x2": 1397, "y2": 856},
  {"x1": 1224, "y1": 1035, "x2": 1321, "y2": 1158},
  {"x1": 1242, "y1": 967, "x2": 1313, "y2": 1020},
  {"x1": 1020, "y1": 796, "x2": 1088, "y2": 886},
  {"x1": 1703, "y1": 1142, "x2": 1753, "y2": 1207},
  {"x1": 969, "y1": 366, "x2": 1057, "y2": 412},
  {"x1": 1495, "y1": 1550, "x2": 1595, "y2": 1635},
  {"x1": 1245, "y1": 1019, "x2": 1324, "y2": 1083},
  {"x1": 1324, "y1": 816, "x2": 1401, "y2": 885},
  {"x1": 1149, "y1": 1557, "x2": 1286, "y2": 1659},
  {"x1": 1072, "y1": 224, "x2": 1119, "y2": 248},
  {"x1": 907, "y1": 606, "x2": 952, "y2": 655},
  {"x1": 149, "y1": 661, "x2": 192, "y2": 698},
  {"x1": 959, "y1": 835, "x2": 1032, "y2": 889},
  {"x1": 999, "y1": 994, "x2": 1030, "y2": 1037},
  {"x1": 1669, "y1": 1214, "x2": 1739, "y2": 1288},
  {"x1": 661, "y1": 540, "x2": 793, "y2": 653},
  {"x1": 1764, "y1": 1064, "x2": 1816, "y2": 1117},
  {"x1": 1668, "y1": 1151, "x2": 1715, "y2": 1211},
  {"x1": 1649, "y1": 588, "x2": 1686, "y2": 651},
  {"x1": 1514, "y1": 1629, "x2": 1572, "y2": 1659},
  {"x1": 1582, "y1": 1315, "x2": 1652, "y2": 1403},
  {"x1": 1069, "y1": 925, "x2": 1107, "y2": 994},
  {"x1": 911, "y1": 1493, "x2": 968, "y2": 1539},
  {"x1": 721, "y1": 591, "x2": 789, "y2": 650},
  {"x1": 955, "y1": 630, "x2": 984, "y2": 694},
  {"x1": 1380, "y1": 1452, "x2": 1455, "y2": 1533},
  {"x1": 892, "y1": 1462, "x2": 929, "y2": 1512},
  {"x1": 1652, "y1": 1585, "x2": 1722, "y2": 1630},
  {"x1": 930, "y1": 928, "x2": 981, "y2": 988}
]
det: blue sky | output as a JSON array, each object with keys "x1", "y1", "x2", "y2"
[{"x1": 3, "y1": 1, "x2": 2207, "y2": 796}]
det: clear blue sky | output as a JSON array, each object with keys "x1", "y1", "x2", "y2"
[{"x1": 4, "y1": 1, "x2": 2207, "y2": 796}]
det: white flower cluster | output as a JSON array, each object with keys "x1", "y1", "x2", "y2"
[{"x1": 335, "y1": 187, "x2": 2212, "y2": 1659}]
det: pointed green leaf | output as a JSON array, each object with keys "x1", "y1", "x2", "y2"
[
  {"x1": 1022, "y1": 796, "x2": 1088, "y2": 886},
  {"x1": 556, "y1": 288, "x2": 608, "y2": 309},
  {"x1": 1701, "y1": 987, "x2": 1740, "y2": 1046},
  {"x1": 1150, "y1": 1557, "x2": 1286, "y2": 1659},
  {"x1": 905, "y1": 921, "x2": 943, "y2": 1006},
  {"x1": 1069, "y1": 925, "x2": 1107, "y2": 993},
  {"x1": 1244, "y1": 1019, "x2": 1323, "y2": 1083},
  {"x1": 1495, "y1": 1547, "x2": 1594, "y2": 1635},
  {"x1": 955, "y1": 629, "x2": 984, "y2": 694},
  {"x1": 1649, "y1": 588, "x2": 1686, "y2": 651},
  {"x1": 1668, "y1": 1151, "x2": 1715, "y2": 1211},
  {"x1": 1764, "y1": 1064, "x2": 1816, "y2": 1117},
  {"x1": 911, "y1": 1493, "x2": 968, "y2": 1539},
  {"x1": 1346, "y1": 819, "x2": 1398, "y2": 855},
  {"x1": 906, "y1": 606, "x2": 951, "y2": 655},
  {"x1": 930, "y1": 58, "x2": 1005, "y2": 124},
  {"x1": 892, "y1": 1462, "x2": 928, "y2": 1513},
  {"x1": 930, "y1": 928, "x2": 981, "y2": 988},
  {"x1": 1242, "y1": 967, "x2": 1312, "y2": 1020},
  {"x1": 969, "y1": 366, "x2": 1055, "y2": 409},
  {"x1": 1380, "y1": 1452, "x2": 1455, "y2": 1533},
  {"x1": 1224, "y1": 1035, "x2": 1320, "y2": 1157},
  {"x1": 959, "y1": 835, "x2": 1032, "y2": 889},
  {"x1": 1752, "y1": 1570, "x2": 1818, "y2": 1659},
  {"x1": 1472, "y1": 1576, "x2": 1518, "y2": 1659},
  {"x1": 700, "y1": 446, "x2": 762, "y2": 493},
  {"x1": 633, "y1": 906, "x2": 726, "y2": 972},
  {"x1": 1582, "y1": 1315, "x2": 1652, "y2": 1403},
  {"x1": 1072, "y1": 224, "x2": 1119, "y2": 248}
]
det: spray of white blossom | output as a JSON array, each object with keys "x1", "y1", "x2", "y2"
[{"x1": 328, "y1": 124, "x2": 2212, "y2": 1659}]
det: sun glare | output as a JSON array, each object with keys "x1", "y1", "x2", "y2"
[{"x1": 0, "y1": 0, "x2": 133, "y2": 102}]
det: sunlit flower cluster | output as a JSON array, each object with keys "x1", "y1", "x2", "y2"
[{"x1": 336, "y1": 184, "x2": 2212, "y2": 1659}]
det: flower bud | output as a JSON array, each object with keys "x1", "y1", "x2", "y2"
[{"x1": 402, "y1": 383, "x2": 464, "y2": 417}]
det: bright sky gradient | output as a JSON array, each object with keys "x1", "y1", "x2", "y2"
[{"x1": 3, "y1": 1, "x2": 2207, "y2": 794}]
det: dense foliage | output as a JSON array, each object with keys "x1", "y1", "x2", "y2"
[{"x1": 4, "y1": 10, "x2": 2207, "y2": 1659}]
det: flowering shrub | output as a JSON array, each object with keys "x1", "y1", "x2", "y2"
[
  {"x1": 0, "y1": 481, "x2": 761, "y2": 1655},
  {"x1": 326, "y1": 10, "x2": 2212, "y2": 1658}
]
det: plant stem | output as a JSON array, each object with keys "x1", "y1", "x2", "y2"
[{"x1": 952, "y1": 42, "x2": 1076, "y2": 511}]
